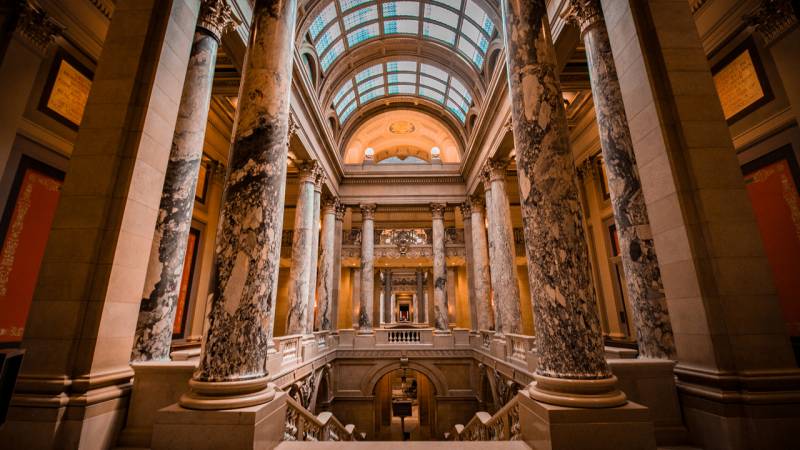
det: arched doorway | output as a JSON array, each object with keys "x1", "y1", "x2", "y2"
[{"x1": 373, "y1": 368, "x2": 436, "y2": 440}]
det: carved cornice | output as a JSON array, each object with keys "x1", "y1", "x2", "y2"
[
  {"x1": 89, "y1": 0, "x2": 113, "y2": 19},
  {"x1": 469, "y1": 195, "x2": 485, "y2": 212},
  {"x1": 16, "y1": 1, "x2": 63, "y2": 52},
  {"x1": 360, "y1": 203, "x2": 377, "y2": 220},
  {"x1": 197, "y1": 0, "x2": 240, "y2": 42},
  {"x1": 322, "y1": 196, "x2": 339, "y2": 214},
  {"x1": 562, "y1": 0, "x2": 604, "y2": 35},
  {"x1": 340, "y1": 176, "x2": 465, "y2": 185},
  {"x1": 745, "y1": 0, "x2": 799, "y2": 46},
  {"x1": 287, "y1": 113, "x2": 299, "y2": 143},
  {"x1": 430, "y1": 203, "x2": 446, "y2": 220}
]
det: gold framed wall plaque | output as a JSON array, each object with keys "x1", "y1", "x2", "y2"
[
  {"x1": 711, "y1": 39, "x2": 773, "y2": 124},
  {"x1": 39, "y1": 50, "x2": 93, "y2": 130}
]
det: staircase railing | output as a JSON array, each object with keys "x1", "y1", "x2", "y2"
[
  {"x1": 283, "y1": 393, "x2": 359, "y2": 441},
  {"x1": 448, "y1": 394, "x2": 521, "y2": 441}
]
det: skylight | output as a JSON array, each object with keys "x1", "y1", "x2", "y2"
[
  {"x1": 331, "y1": 59, "x2": 474, "y2": 125},
  {"x1": 307, "y1": 0, "x2": 497, "y2": 73}
]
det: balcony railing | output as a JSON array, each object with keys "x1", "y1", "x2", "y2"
[
  {"x1": 505, "y1": 333, "x2": 536, "y2": 363},
  {"x1": 448, "y1": 393, "x2": 521, "y2": 441},
  {"x1": 284, "y1": 393, "x2": 360, "y2": 441}
]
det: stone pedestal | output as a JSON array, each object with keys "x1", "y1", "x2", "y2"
[
  {"x1": 118, "y1": 361, "x2": 197, "y2": 448},
  {"x1": 152, "y1": 391, "x2": 288, "y2": 450},
  {"x1": 518, "y1": 390, "x2": 656, "y2": 450}
]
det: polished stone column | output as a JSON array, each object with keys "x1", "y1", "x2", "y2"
[
  {"x1": 315, "y1": 197, "x2": 337, "y2": 331},
  {"x1": 306, "y1": 170, "x2": 323, "y2": 333},
  {"x1": 482, "y1": 159, "x2": 522, "y2": 336},
  {"x1": 469, "y1": 196, "x2": 494, "y2": 331},
  {"x1": 460, "y1": 202, "x2": 479, "y2": 331},
  {"x1": 416, "y1": 269, "x2": 425, "y2": 324},
  {"x1": 481, "y1": 172, "x2": 501, "y2": 332},
  {"x1": 566, "y1": 0, "x2": 675, "y2": 359},
  {"x1": 181, "y1": 0, "x2": 298, "y2": 409},
  {"x1": 285, "y1": 161, "x2": 320, "y2": 336},
  {"x1": 430, "y1": 203, "x2": 450, "y2": 332},
  {"x1": 131, "y1": 0, "x2": 236, "y2": 362},
  {"x1": 501, "y1": 0, "x2": 624, "y2": 406},
  {"x1": 358, "y1": 204, "x2": 377, "y2": 332},
  {"x1": 331, "y1": 203, "x2": 346, "y2": 330}
]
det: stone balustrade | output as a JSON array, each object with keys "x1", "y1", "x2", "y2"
[
  {"x1": 448, "y1": 393, "x2": 521, "y2": 441},
  {"x1": 283, "y1": 392, "x2": 359, "y2": 442},
  {"x1": 275, "y1": 334, "x2": 303, "y2": 365},
  {"x1": 504, "y1": 333, "x2": 536, "y2": 365}
]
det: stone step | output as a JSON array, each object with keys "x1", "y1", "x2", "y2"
[{"x1": 276, "y1": 442, "x2": 532, "y2": 449}]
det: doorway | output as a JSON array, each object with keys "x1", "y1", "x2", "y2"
[{"x1": 373, "y1": 368, "x2": 435, "y2": 440}]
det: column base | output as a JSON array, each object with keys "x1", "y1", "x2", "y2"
[
  {"x1": 179, "y1": 377, "x2": 276, "y2": 410},
  {"x1": 153, "y1": 391, "x2": 288, "y2": 450},
  {"x1": 528, "y1": 374, "x2": 627, "y2": 408},
  {"x1": 518, "y1": 390, "x2": 656, "y2": 450}
]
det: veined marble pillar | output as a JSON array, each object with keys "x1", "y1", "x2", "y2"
[
  {"x1": 469, "y1": 196, "x2": 494, "y2": 331},
  {"x1": 285, "y1": 161, "x2": 320, "y2": 336},
  {"x1": 482, "y1": 159, "x2": 522, "y2": 336},
  {"x1": 131, "y1": 0, "x2": 236, "y2": 362},
  {"x1": 415, "y1": 269, "x2": 425, "y2": 324},
  {"x1": 358, "y1": 204, "x2": 377, "y2": 332},
  {"x1": 566, "y1": 0, "x2": 675, "y2": 359},
  {"x1": 501, "y1": 0, "x2": 625, "y2": 407},
  {"x1": 306, "y1": 171, "x2": 324, "y2": 333},
  {"x1": 481, "y1": 173, "x2": 501, "y2": 332},
  {"x1": 181, "y1": 0, "x2": 297, "y2": 410},
  {"x1": 315, "y1": 197, "x2": 337, "y2": 331},
  {"x1": 331, "y1": 203, "x2": 346, "y2": 330},
  {"x1": 430, "y1": 203, "x2": 450, "y2": 332},
  {"x1": 460, "y1": 202, "x2": 479, "y2": 331}
]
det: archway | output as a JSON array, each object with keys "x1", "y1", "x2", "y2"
[{"x1": 372, "y1": 368, "x2": 436, "y2": 441}]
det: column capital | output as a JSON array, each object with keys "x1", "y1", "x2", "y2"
[
  {"x1": 459, "y1": 201, "x2": 472, "y2": 218},
  {"x1": 469, "y1": 195, "x2": 485, "y2": 212},
  {"x1": 197, "y1": 0, "x2": 240, "y2": 41},
  {"x1": 744, "y1": 0, "x2": 798, "y2": 46},
  {"x1": 575, "y1": 156, "x2": 596, "y2": 180},
  {"x1": 287, "y1": 113, "x2": 299, "y2": 144},
  {"x1": 15, "y1": 1, "x2": 63, "y2": 53},
  {"x1": 313, "y1": 168, "x2": 326, "y2": 191},
  {"x1": 482, "y1": 157, "x2": 510, "y2": 183},
  {"x1": 297, "y1": 160, "x2": 322, "y2": 184},
  {"x1": 360, "y1": 203, "x2": 377, "y2": 220},
  {"x1": 335, "y1": 202, "x2": 347, "y2": 220},
  {"x1": 430, "y1": 203, "x2": 446, "y2": 220},
  {"x1": 562, "y1": 0, "x2": 604, "y2": 35},
  {"x1": 322, "y1": 196, "x2": 339, "y2": 213}
]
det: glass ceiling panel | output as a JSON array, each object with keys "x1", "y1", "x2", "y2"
[
  {"x1": 308, "y1": 0, "x2": 497, "y2": 72},
  {"x1": 331, "y1": 59, "x2": 474, "y2": 125}
]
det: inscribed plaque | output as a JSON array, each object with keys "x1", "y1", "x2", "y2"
[{"x1": 713, "y1": 49, "x2": 765, "y2": 120}]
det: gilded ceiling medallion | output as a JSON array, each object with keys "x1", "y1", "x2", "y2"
[{"x1": 389, "y1": 121, "x2": 415, "y2": 134}]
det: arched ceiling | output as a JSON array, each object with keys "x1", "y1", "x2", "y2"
[
  {"x1": 344, "y1": 109, "x2": 460, "y2": 164},
  {"x1": 297, "y1": 0, "x2": 501, "y2": 142}
]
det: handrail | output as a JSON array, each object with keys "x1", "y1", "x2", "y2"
[
  {"x1": 448, "y1": 393, "x2": 521, "y2": 441},
  {"x1": 283, "y1": 392, "x2": 359, "y2": 441}
]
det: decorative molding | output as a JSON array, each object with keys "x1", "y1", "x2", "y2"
[
  {"x1": 334, "y1": 202, "x2": 347, "y2": 220},
  {"x1": 197, "y1": 0, "x2": 240, "y2": 42},
  {"x1": 340, "y1": 175, "x2": 465, "y2": 185},
  {"x1": 297, "y1": 160, "x2": 323, "y2": 184},
  {"x1": 483, "y1": 157, "x2": 510, "y2": 183},
  {"x1": 562, "y1": 0, "x2": 603, "y2": 36},
  {"x1": 430, "y1": 203, "x2": 447, "y2": 220},
  {"x1": 459, "y1": 201, "x2": 472, "y2": 218},
  {"x1": 359, "y1": 203, "x2": 377, "y2": 220},
  {"x1": 744, "y1": 0, "x2": 799, "y2": 46}
]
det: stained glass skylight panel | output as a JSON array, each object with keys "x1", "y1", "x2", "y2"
[
  {"x1": 465, "y1": 0, "x2": 493, "y2": 35},
  {"x1": 386, "y1": 61, "x2": 417, "y2": 72},
  {"x1": 339, "y1": 102, "x2": 357, "y2": 121},
  {"x1": 340, "y1": 0, "x2": 372, "y2": 12},
  {"x1": 336, "y1": 91, "x2": 356, "y2": 113},
  {"x1": 357, "y1": 77, "x2": 384, "y2": 93},
  {"x1": 432, "y1": 0, "x2": 461, "y2": 9},
  {"x1": 446, "y1": 100, "x2": 466, "y2": 122},
  {"x1": 421, "y1": 63, "x2": 448, "y2": 82},
  {"x1": 315, "y1": 23, "x2": 341, "y2": 54},
  {"x1": 344, "y1": 5, "x2": 378, "y2": 30},
  {"x1": 423, "y1": 4, "x2": 459, "y2": 27},
  {"x1": 321, "y1": 40, "x2": 345, "y2": 70},
  {"x1": 419, "y1": 75, "x2": 446, "y2": 93},
  {"x1": 334, "y1": 80, "x2": 353, "y2": 105},
  {"x1": 419, "y1": 86, "x2": 445, "y2": 103},
  {"x1": 449, "y1": 77, "x2": 470, "y2": 102},
  {"x1": 309, "y1": 2, "x2": 338, "y2": 39},
  {"x1": 347, "y1": 23, "x2": 380, "y2": 46},
  {"x1": 360, "y1": 87, "x2": 385, "y2": 103},
  {"x1": 388, "y1": 84, "x2": 416, "y2": 95},
  {"x1": 457, "y1": 38, "x2": 483, "y2": 67},
  {"x1": 388, "y1": 72, "x2": 417, "y2": 84},
  {"x1": 422, "y1": 22, "x2": 456, "y2": 45},
  {"x1": 384, "y1": 19, "x2": 419, "y2": 34},
  {"x1": 356, "y1": 64, "x2": 383, "y2": 82},
  {"x1": 382, "y1": 1, "x2": 419, "y2": 17}
]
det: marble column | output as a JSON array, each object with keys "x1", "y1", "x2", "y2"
[
  {"x1": 481, "y1": 172, "x2": 501, "y2": 333},
  {"x1": 181, "y1": 0, "x2": 298, "y2": 410},
  {"x1": 469, "y1": 196, "x2": 494, "y2": 331},
  {"x1": 415, "y1": 269, "x2": 425, "y2": 324},
  {"x1": 315, "y1": 197, "x2": 337, "y2": 331},
  {"x1": 382, "y1": 270, "x2": 393, "y2": 323},
  {"x1": 358, "y1": 204, "x2": 377, "y2": 332},
  {"x1": 501, "y1": 0, "x2": 625, "y2": 407},
  {"x1": 430, "y1": 203, "x2": 450, "y2": 332},
  {"x1": 482, "y1": 159, "x2": 522, "y2": 336},
  {"x1": 285, "y1": 161, "x2": 320, "y2": 336},
  {"x1": 460, "y1": 202, "x2": 479, "y2": 331},
  {"x1": 131, "y1": 0, "x2": 236, "y2": 362},
  {"x1": 306, "y1": 170, "x2": 324, "y2": 333},
  {"x1": 565, "y1": 0, "x2": 675, "y2": 359},
  {"x1": 413, "y1": 294, "x2": 419, "y2": 323},
  {"x1": 331, "y1": 203, "x2": 346, "y2": 330}
]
